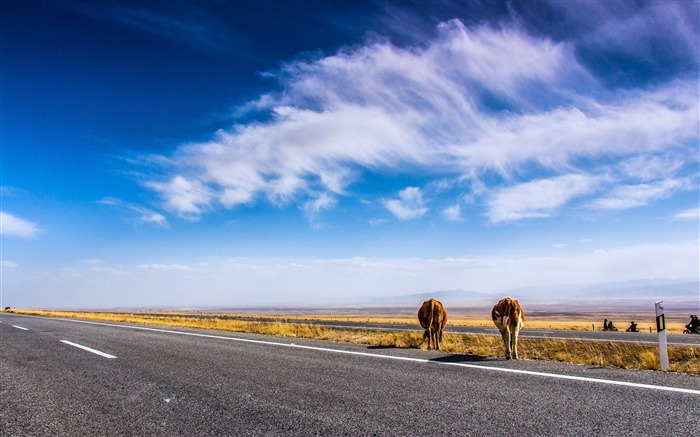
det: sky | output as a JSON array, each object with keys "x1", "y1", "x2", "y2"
[{"x1": 1, "y1": 0, "x2": 698, "y2": 309}]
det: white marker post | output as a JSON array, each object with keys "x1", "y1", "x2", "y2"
[{"x1": 655, "y1": 301, "x2": 669, "y2": 371}]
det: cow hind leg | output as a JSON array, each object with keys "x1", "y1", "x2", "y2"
[
  {"x1": 510, "y1": 329, "x2": 519, "y2": 360},
  {"x1": 501, "y1": 329, "x2": 511, "y2": 359}
]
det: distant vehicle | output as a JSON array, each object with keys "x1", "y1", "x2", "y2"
[
  {"x1": 603, "y1": 319, "x2": 618, "y2": 331},
  {"x1": 684, "y1": 315, "x2": 700, "y2": 335},
  {"x1": 3, "y1": 306, "x2": 13, "y2": 312}
]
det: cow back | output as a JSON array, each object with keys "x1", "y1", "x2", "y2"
[
  {"x1": 492, "y1": 296, "x2": 524, "y2": 329},
  {"x1": 418, "y1": 298, "x2": 447, "y2": 330}
]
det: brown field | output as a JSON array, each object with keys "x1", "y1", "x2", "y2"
[
  {"x1": 193, "y1": 306, "x2": 690, "y2": 333},
  {"x1": 6, "y1": 308, "x2": 699, "y2": 374}
]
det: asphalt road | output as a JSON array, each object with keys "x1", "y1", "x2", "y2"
[{"x1": 2, "y1": 313, "x2": 699, "y2": 436}]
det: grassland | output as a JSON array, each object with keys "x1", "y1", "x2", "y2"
[{"x1": 7, "y1": 308, "x2": 699, "y2": 374}]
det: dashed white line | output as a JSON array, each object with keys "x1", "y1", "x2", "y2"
[
  {"x1": 60, "y1": 340, "x2": 117, "y2": 359},
  {"x1": 12, "y1": 325, "x2": 28, "y2": 330}
]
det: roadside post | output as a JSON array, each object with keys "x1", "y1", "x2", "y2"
[{"x1": 655, "y1": 301, "x2": 669, "y2": 371}]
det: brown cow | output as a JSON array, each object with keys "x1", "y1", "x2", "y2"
[
  {"x1": 491, "y1": 296, "x2": 524, "y2": 359},
  {"x1": 418, "y1": 298, "x2": 448, "y2": 350}
]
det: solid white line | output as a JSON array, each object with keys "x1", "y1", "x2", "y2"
[
  {"x1": 12, "y1": 325, "x2": 28, "y2": 330},
  {"x1": 60, "y1": 340, "x2": 117, "y2": 359},
  {"x1": 44, "y1": 316, "x2": 700, "y2": 395}
]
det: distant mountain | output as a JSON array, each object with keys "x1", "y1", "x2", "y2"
[
  {"x1": 366, "y1": 279, "x2": 698, "y2": 310},
  {"x1": 368, "y1": 289, "x2": 496, "y2": 307},
  {"x1": 506, "y1": 278, "x2": 699, "y2": 309},
  {"x1": 203, "y1": 278, "x2": 697, "y2": 312}
]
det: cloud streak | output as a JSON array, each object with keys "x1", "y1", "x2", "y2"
[
  {"x1": 62, "y1": 0, "x2": 238, "y2": 54},
  {"x1": 100, "y1": 198, "x2": 168, "y2": 227},
  {"x1": 0, "y1": 212, "x2": 40, "y2": 238}
]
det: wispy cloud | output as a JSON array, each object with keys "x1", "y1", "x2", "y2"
[
  {"x1": 143, "y1": 176, "x2": 212, "y2": 220},
  {"x1": 62, "y1": 1, "x2": 237, "y2": 54},
  {"x1": 590, "y1": 181, "x2": 678, "y2": 210},
  {"x1": 1, "y1": 260, "x2": 18, "y2": 268},
  {"x1": 442, "y1": 205, "x2": 462, "y2": 222},
  {"x1": 383, "y1": 187, "x2": 428, "y2": 221},
  {"x1": 583, "y1": 152, "x2": 694, "y2": 212},
  {"x1": 0, "y1": 186, "x2": 27, "y2": 198},
  {"x1": 140, "y1": 16, "x2": 698, "y2": 225},
  {"x1": 0, "y1": 211, "x2": 40, "y2": 238},
  {"x1": 100, "y1": 198, "x2": 168, "y2": 227},
  {"x1": 302, "y1": 193, "x2": 338, "y2": 228},
  {"x1": 618, "y1": 154, "x2": 685, "y2": 181},
  {"x1": 487, "y1": 174, "x2": 602, "y2": 223},
  {"x1": 552, "y1": 0, "x2": 699, "y2": 86},
  {"x1": 137, "y1": 263, "x2": 193, "y2": 271},
  {"x1": 672, "y1": 208, "x2": 700, "y2": 222},
  {"x1": 588, "y1": 179, "x2": 686, "y2": 211}
]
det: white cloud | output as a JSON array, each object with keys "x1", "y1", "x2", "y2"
[
  {"x1": 368, "y1": 218, "x2": 389, "y2": 227},
  {"x1": 452, "y1": 87, "x2": 697, "y2": 174},
  {"x1": 141, "y1": 19, "x2": 698, "y2": 224},
  {"x1": 137, "y1": 263, "x2": 193, "y2": 271},
  {"x1": 672, "y1": 208, "x2": 700, "y2": 221},
  {"x1": 145, "y1": 176, "x2": 211, "y2": 219},
  {"x1": 442, "y1": 205, "x2": 462, "y2": 221},
  {"x1": 100, "y1": 198, "x2": 168, "y2": 227},
  {"x1": 80, "y1": 259, "x2": 105, "y2": 265},
  {"x1": 1, "y1": 260, "x2": 18, "y2": 268},
  {"x1": 619, "y1": 154, "x2": 685, "y2": 181},
  {"x1": 383, "y1": 187, "x2": 428, "y2": 221},
  {"x1": 301, "y1": 192, "x2": 337, "y2": 226},
  {"x1": 487, "y1": 174, "x2": 602, "y2": 223},
  {"x1": 0, "y1": 212, "x2": 40, "y2": 238},
  {"x1": 588, "y1": 179, "x2": 684, "y2": 211}
]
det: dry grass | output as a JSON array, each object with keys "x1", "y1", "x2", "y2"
[
  {"x1": 191, "y1": 310, "x2": 688, "y2": 333},
  {"x1": 8, "y1": 309, "x2": 699, "y2": 374}
]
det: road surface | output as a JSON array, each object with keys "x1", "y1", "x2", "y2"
[{"x1": 2, "y1": 313, "x2": 699, "y2": 435}]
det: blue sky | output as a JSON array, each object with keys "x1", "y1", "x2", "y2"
[{"x1": 2, "y1": 0, "x2": 698, "y2": 309}]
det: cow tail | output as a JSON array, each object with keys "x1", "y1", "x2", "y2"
[{"x1": 429, "y1": 300, "x2": 436, "y2": 346}]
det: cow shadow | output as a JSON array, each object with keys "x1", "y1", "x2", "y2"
[
  {"x1": 367, "y1": 345, "x2": 399, "y2": 350},
  {"x1": 430, "y1": 353, "x2": 490, "y2": 363}
]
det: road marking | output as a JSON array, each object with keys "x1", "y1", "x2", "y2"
[
  {"x1": 39, "y1": 316, "x2": 700, "y2": 396},
  {"x1": 60, "y1": 340, "x2": 117, "y2": 359},
  {"x1": 12, "y1": 325, "x2": 28, "y2": 330}
]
